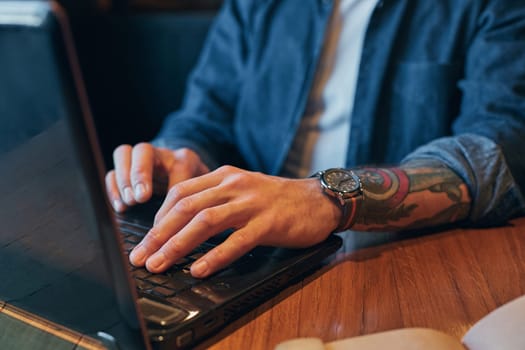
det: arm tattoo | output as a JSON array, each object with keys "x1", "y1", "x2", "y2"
[{"x1": 351, "y1": 161, "x2": 471, "y2": 231}]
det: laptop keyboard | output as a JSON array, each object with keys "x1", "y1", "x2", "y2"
[
  {"x1": 110, "y1": 201, "x2": 339, "y2": 341},
  {"x1": 112, "y1": 198, "x2": 307, "y2": 327},
  {"x1": 117, "y1": 217, "x2": 216, "y2": 300}
]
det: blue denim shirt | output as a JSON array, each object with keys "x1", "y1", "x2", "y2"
[{"x1": 154, "y1": 0, "x2": 525, "y2": 225}]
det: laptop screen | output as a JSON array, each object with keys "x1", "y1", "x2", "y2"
[{"x1": 0, "y1": 2, "x2": 148, "y2": 349}]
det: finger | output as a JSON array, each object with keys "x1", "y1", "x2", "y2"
[
  {"x1": 130, "y1": 179, "x2": 227, "y2": 266},
  {"x1": 155, "y1": 168, "x2": 226, "y2": 225},
  {"x1": 144, "y1": 202, "x2": 245, "y2": 273},
  {"x1": 146, "y1": 148, "x2": 206, "y2": 206},
  {"x1": 105, "y1": 170, "x2": 127, "y2": 212},
  {"x1": 191, "y1": 226, "x2": 258, "y2": 278},
  {"x1": 133, "y1": 185, "x2": 234, "y2": 268},
  {"x1": 130, "y1": 143, "x2": 154, "y2": 203},
  {"x1": 128, "y1": 225, "x2": 164, "y2": 267},
  {"x1": 113, "y1": 144, "x2": 135, "y2": 205}
]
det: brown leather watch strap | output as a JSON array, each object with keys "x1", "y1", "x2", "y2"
[{"x1": 335, "y1": 195, "x2": 362, "y2": 232}]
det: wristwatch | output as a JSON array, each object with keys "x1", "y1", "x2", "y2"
[{"x1": 312, "y1": 168, "x2": 364, "y2": 231}]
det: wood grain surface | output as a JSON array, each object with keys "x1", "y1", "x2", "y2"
[{"x1": 203, "y1": 217, "x2": 525, "y2": 350}]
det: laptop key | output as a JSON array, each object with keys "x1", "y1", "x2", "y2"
[
  {"x1": 133, "y1": 269, "x2": 152, "y2": 280},
  {"x1": 165, "y1": 270, "x2": 200, "y2": 289},
  {"x1": 147, "y1": 274, "x2": 172, "y2": 286},
  {"x1": 124, "y1": 234, "x2": 143, "y2": 244},
  {"x1": 161, "y1": 279, "x2": 194, "y2": 294},
  {"x1": 135, "y1": 278, "x2": 155, "y2": 291},
  {"x1": 149, "y1": 286, "x2": 177, "y2": 298}
]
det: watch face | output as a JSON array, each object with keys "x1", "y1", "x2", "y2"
[{"x1": 323, "y1": 169, "x2": 360, "y2": 193}]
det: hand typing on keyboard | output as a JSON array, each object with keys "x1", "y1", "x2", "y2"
[
  {"x1": 106, "y1": 144, "x2": 210, "y2": 211},
  {"x1": 105, "y1": 143, "x2": 340, "y2": 278}
]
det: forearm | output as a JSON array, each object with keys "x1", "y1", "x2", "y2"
[{"x1": 350, "y1": 160, "x2": 471, "y2": 232}]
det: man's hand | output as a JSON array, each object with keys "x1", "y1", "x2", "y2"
[
  {"x1": 128, "y1": 166, "x2": 341, "y2": 278},
  {"x1": 105, "y1": 143, "x2": 210, "y2": 212}
]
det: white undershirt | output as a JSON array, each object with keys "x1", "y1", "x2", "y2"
[{"x1": 282, "y1": 0, "x2": 378, "y2": 178}]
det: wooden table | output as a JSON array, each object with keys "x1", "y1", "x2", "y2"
[{"x1": 203, "y1": 216, "x2": 525, "y2": 349}]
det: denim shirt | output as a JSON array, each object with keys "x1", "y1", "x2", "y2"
[{"x1": 154, "y1": 0, "x2": 525, "y2": 225}]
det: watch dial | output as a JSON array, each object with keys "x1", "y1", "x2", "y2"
[{"x1": 325, "y1": 169, "x2": 359, "y2": 193}]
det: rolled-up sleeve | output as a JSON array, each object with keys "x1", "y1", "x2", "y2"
[
  {"x1": 403, "y1": 1, "x2": 525, "y2": 225},
  {"x1": 403, "y1": 134, "x2": 525, "y2": 225}
]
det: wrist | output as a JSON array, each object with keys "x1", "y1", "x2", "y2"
[
  {"x1": 311, "y1": 168, "x2": 364, "y2": 232},
  {"x1": 307, "y1": 178, "x2": 342, "y2": 233}
]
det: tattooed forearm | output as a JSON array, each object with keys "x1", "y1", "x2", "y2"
[{"x1": 350, "y1": 160, "x2": 471, "y2": 231}]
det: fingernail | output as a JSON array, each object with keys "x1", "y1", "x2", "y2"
[
  {"x1": 191, "y1": 259, "x2": 209, "y2": 277},
  {"x1": 134, "y1": 183, "x2": 147, "y2": 201},
  {"x1": 130, "y1": 244, "x2": 147, "y2": 266},
  {"x1": 113, "y1": 199, "x2": 125, "y2": 212},
  {"x1": 146, "y1": 252, "x2": 166, "y2": 271},
  {"x1": 124, "y1": 187, "x2": 134, "y2": 204}
]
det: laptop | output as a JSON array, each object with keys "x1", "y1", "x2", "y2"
[{"x1": 0, "y1": 2, "x2": 342, "y2": 349}]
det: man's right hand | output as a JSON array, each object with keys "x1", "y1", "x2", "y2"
[{"x1": 105, "y1": 143, "x2": 210, "y2": 212}]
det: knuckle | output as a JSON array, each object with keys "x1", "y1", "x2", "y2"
[
  {"x1": 194, "y1": 209, "x2": 218, "y2": 230},
  {"x1": 230, "y1": 230, "x2": 254, "y2": 252},
  {"x1": 162, "y1": 239, "x2": 185, "y2": 258},
  {"x1": 166, "y1": 184, "x2": 185, "y2": 202},
  {"x1": 175, "y1": 148, "x2": 195, "y2": 162},
  {"x1": 174, "y1": 198, "x2": 196, "y2": 216},
  {"x1": 144, "y1": 228, "x2": 164, "y2": 249},
  {"x1": 223, "y1": 172, "x2": 250, "y2": 188},
  {"x1": 217, "y1": 165, "x2": 235, "y2": 174},
  {"x1": 153, "y1": 209, "x2": 171, "y2": 226},
  {"x1": 177, "y1": 148, "x2": 192, "y2": 157}
]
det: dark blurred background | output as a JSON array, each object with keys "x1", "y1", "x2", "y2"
[{"x1": 57, "y1": 0, "x2": 222, "y2": 166}]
